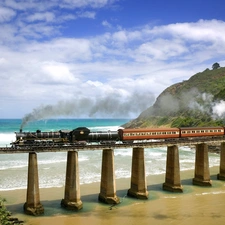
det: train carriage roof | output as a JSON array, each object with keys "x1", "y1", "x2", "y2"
[
  {"x1": 121, "y1": 128, "x2": 180, "y2": 132},
  {"x1": 180, "y1": 127, "x2": 224, "y2": 130}
]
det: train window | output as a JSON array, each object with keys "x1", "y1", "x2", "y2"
[
  {"x1": 201, "y1": 130, "x2": 204, "y2": 133},
  {"x1": 181, "y1": 131, "x2": 186, "y2": 134},
  {"x1": 192, "y1": 131, "x2": 195, "y2": 133},
  {"x1": 152, "y1": 132, "x2": 156, "y2": 135},
  {"x1": 196, "y1": 130, "x2": 200, "y2": 133},
  {"x1": 162, "y1": 132, "x2": 166, "y2": 134},
  {"x1": 187, "y1": 131, "x2": 191, "y2": 133},
  {"x1": 210, "y1": 130, "x2": 213, "y2": 132}
]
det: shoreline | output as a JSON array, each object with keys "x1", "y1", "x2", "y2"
[{"x1": 2, "y1": 166, "x2": 225, "y2": 225}]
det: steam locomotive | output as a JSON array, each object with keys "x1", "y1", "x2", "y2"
[{"x1": 11, "y1": 126, "x2": 225, "y2": 147}]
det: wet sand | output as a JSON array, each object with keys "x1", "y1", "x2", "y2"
[{"x1": 3, "y1": 166, "x2": 225, "y2": 225}]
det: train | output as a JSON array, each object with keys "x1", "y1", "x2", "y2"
[{"x1": 11, "y1": 126, "x2": 225, "y2": 147}]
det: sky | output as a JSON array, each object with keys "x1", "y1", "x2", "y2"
[{"x1": 1, "y1": 0, "x2": 225, "y2": 120}]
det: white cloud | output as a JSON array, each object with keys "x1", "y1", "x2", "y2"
[
  {"x1": 137, "y1": 39, "x2": 188, "y2": 60},
  {"x1": 155, "y1": 19, "x2": 225, "y2": 43},
  {"x1": 102, "y1": 20, "x2": 112, "y2": 28},
  {"x1": 61, "y1": 0, "x2": 116, "y2": 8},
  {"x1": 0, "y1": 6, "x2": 16, "y2": 22},
  {"x1": 18, "y1": 22, "x2": 60, "y2": 39},
  {"x1": 112, "y1": 30, "x2": 128, "y2": 43},
  {"x1": 25, "y1": 12, "x2": 55, "y2": 22},
  {"x1": 77, "y1": 11, "x2": 96, "y2": 19},
  {"x1": 4, "y1": 0, "x2": 112, "y2": 11},
  {"x1": 41, "y1": 62, "x2": 78, "y2": 84},
  {"x1": 0, "y1": 14, "x2": 225, "y2": 118}
]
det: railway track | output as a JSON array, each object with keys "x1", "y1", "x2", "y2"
[{"x1": 1, "y1": 136, "x2": 225, "y2": 154}]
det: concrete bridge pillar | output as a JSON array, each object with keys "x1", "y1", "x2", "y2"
[
  {"x1": 61, "y1": 151, "x2": 83, "y2": 210},
  {"x1": 163, "y1": 145, "x2": 183, "y2": 192},
  {"x1": 128, "y1": 147, "x2": 148, "y2": 199},
  {"x1": 24, "y1": 152, "x2": 44, "y2": 216},
  {"x1": 193, "y1": 143, "x2": 212, "y2": 186},
  {"x1": 99, "y1": 149, "x2": 120, "y2": 204},
  {"x1": 217, "y1": 142, "x2": 225, "y2": 180}
]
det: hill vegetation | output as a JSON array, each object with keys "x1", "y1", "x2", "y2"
[{"x1": 124, "y1": 65, "x2": 225, "y2": 128}]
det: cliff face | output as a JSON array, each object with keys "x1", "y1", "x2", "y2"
[{"x1": 124, "y1": 67, "x2": 225, "y2": 128}]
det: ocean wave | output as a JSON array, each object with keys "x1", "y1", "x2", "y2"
[
  {"x1": 0, "y1": 144, "x2": 221, "y2": 191},
  {"x1": 0, "y1": 164, "x2": 27, "y2": 170},
  {"x1": 0, "y1": 154, "x2": 28, "y2": 170},
  {"x1": 0, "y1": 132, "x2": 16, "y2": 147}
]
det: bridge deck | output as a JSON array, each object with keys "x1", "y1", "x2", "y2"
[{"x1": 0, "y1": 136, "x2": 225, "y2": 154}]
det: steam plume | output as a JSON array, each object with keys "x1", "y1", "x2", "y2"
[
  {"x1": 153, "y1": 88, "x2": 225, "y2": 120},
  {"x1": 21, "y1": 91, "x2": 155, "y2": 129}
]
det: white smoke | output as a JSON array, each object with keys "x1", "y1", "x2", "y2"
[
  {"x1": 212, "y1": 100, "x2": 225, "y2": 118},
  {"x1": 188, "y1": 92, "x2": 213, "y2": 114},
  {"x1": 155, "y1": 89, "x2": 225, "y2": 121},
  {"x1": 156, "y1": 89, "x2": 213, "y2": 115}
]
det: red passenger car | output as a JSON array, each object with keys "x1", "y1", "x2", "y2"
[
  {"x1": 118, "y1": 128, "x2": 180, "y2": 141},
  {"x1": 180, "y1": 127, "x2": 225, "y2": 138}
]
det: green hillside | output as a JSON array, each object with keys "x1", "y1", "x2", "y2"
[{"x1": 124, "y1": 66, "x2": 225, "y2": 128}]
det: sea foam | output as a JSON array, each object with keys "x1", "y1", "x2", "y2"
[{"x1": 0, "y1": 133, "x2": 16, "y2": 147}]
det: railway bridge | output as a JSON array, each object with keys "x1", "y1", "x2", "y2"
[{"x1": 1, "y1": 137, "x2": 225, "y2": 215}]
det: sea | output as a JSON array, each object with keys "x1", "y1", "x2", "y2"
[{"x1": 0, "y1": 118, "x2": 221, "y2": 191}]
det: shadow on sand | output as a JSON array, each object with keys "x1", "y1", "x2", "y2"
[{"x1": 6, "y1": 173, "x2": 225, "y2": 218}]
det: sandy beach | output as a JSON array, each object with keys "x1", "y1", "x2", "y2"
[{"x1": 2, "y1": 166, "x2": 225, "y2": 225}]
